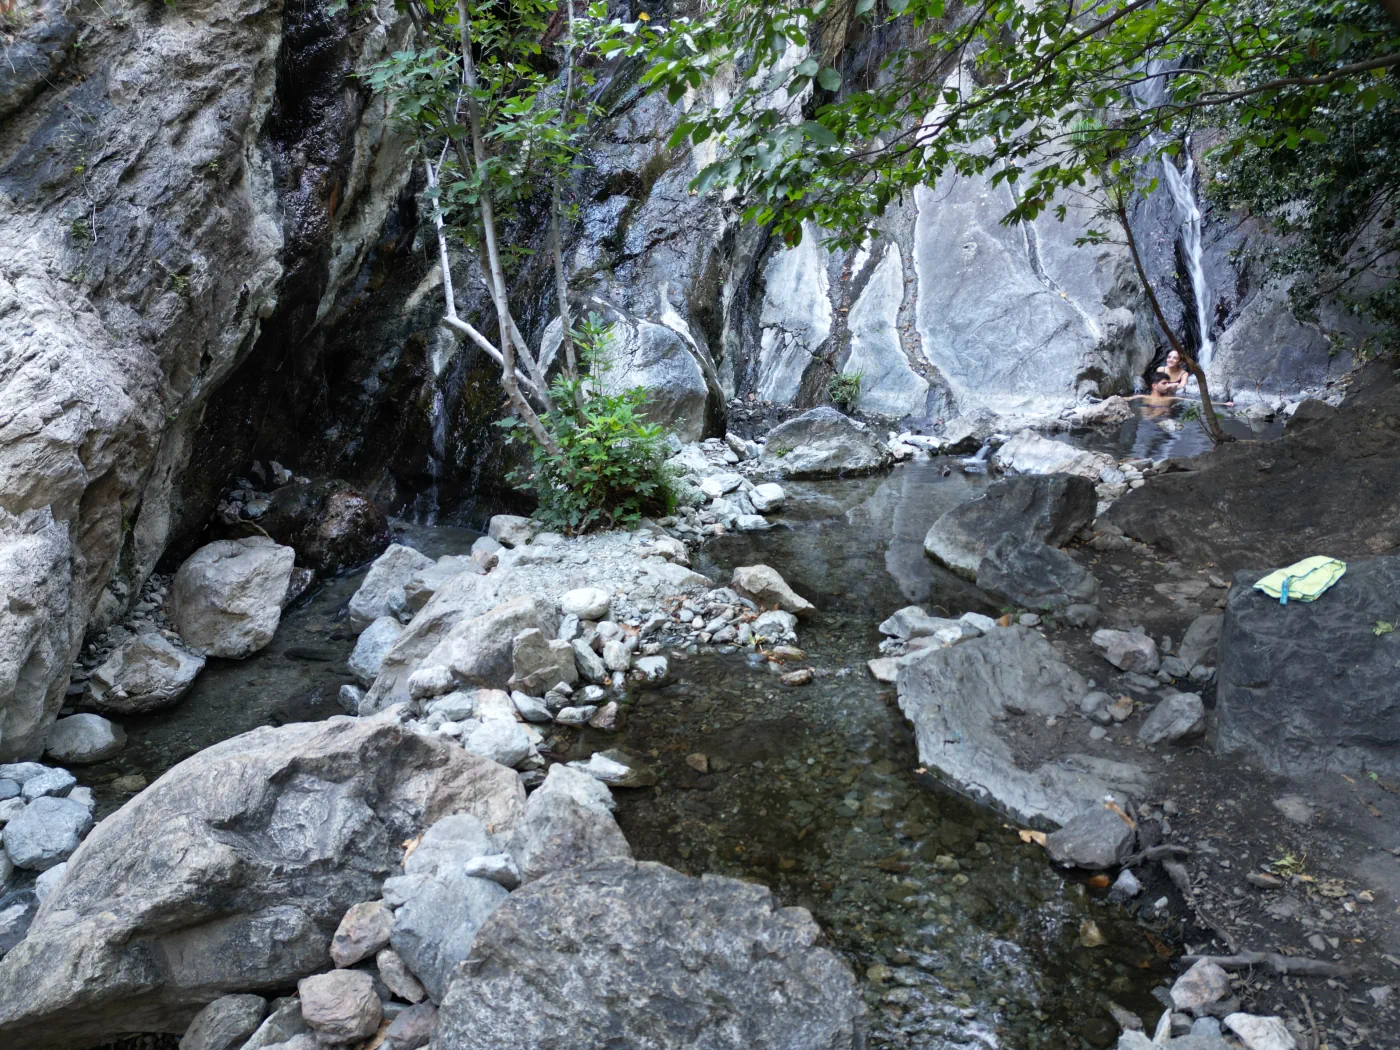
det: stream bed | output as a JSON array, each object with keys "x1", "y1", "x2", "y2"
[{"x1": 77, "y1": 456, "x2": 1178, "y2": 1049}]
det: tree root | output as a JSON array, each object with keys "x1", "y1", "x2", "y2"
[
  {"x1": 1182, "y1": 950, "x2": 1351, "y2": 978},
  {"x1": 1122, "y1": 843, "x2": 1191, "y2": 867}
]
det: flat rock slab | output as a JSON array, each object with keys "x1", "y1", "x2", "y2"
[
  {"x1": 976, "y1": 537, "x2": 1099, "y2": 612},
  {"x1": 896, "y1": 627, "x2": 1152, "y2": 826},
  {"x1": 435, "y1": 859, "x2": 866, "y2": 1050},
  {"x1": 924, "y1": 473, "x2": 1097, "y2": 578},
  {"x1": 761, "y1": 407, "x2": 891, "y2": 478},
  {"x1": 1217, "y1": 555, "x2": 1400, "y2": 777}
]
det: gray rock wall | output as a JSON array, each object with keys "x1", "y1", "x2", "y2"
[{"x1": 0, "y1": 0, "x2": 412, "y2": 758}]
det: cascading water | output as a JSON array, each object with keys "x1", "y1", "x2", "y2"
[
  {"x1": 1132, "y1": 61, "x2": 1216, "y2": 370},
  {"x1": 1158, "y1": 135, "x2": 1215, "y2": 370},
  {"x1": 409, "y1": 331, "x2": 460, "y2": 525}
]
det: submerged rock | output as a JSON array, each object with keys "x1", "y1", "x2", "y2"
[
  {"x1": 992, "y1": 429, "x2": 1116, "y2": 479},
  {"x1": 168, "y1": 538, "x2": 296, "y2": 658},
  {"x1": 731, "y1": 564, "x2": 815, "y2": 617},
  {"x1": 924, "y1": 473, "x2": 1096, "y2": 578},
  {"x1": 0, "y1": 718, "x2": 524, "y2": 1049},
  {"x1": 434, "y1": 860, "x2": 866, "y2": 1050},
  {"x1": 761, "y1": 407, "x2": 892, "y2": 478},
  {"x1": 897, "y1": 627, "x2": 1151, "y2": 825}
]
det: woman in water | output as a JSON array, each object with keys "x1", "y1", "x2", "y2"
[{"x1": 1155, "y1": 349, "x2": 1191, "y2": 393}]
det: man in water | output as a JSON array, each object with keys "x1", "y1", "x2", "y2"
[{"x1": 1130, "y1": 374, "x2": 1181, "y2": 417}]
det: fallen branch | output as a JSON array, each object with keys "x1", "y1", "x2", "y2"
[
  {"x1": 1182, "y1": 950, "x2": 1351, "y2": 978},
  {"x1": 1121, "y1": 843, "x2": 1191, "y2": 866}
]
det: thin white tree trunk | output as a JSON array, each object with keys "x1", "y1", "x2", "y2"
[{"x1": 456, "y1": 0, "x2": 559, "y2": 453}]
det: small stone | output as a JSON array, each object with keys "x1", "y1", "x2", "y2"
[
  {"x1": 330, "y1": 900, "x2": 394, "y2": 968},
  {"x1": 297, "y1": 970, "x2": 381, "y2": 1044},
  {"x1": 1108, "y1": 695, "x2": 1134, "y2": 723},
  {"x1": 384, "y1": 1002, "x2": 437, "y2": 1050},
  {"x1": 554, "y1": 705, "x2": 599, "y2": 726},
  {"x1": 867, "y1": 658, "x2": 899, "y2": 683},
  {"x1": 602, "y1": 639, "x2": 632, "y2": 673},
  {"x1": 1091, "y1": 628, "x2": 1160, "y2": 673},
  {"x1": 0, "y1": 779, "x2": 17, "y2": 801},
  {"x1": 1078, "y1": 919, "x2": 1106, "y2": 948},
  {"x1": 1138, "y1": 691, "x2": 1206, "y2": 745},
  {"x1": 750, "y1": 483, "x2": 786, "y2": 512},
  {"x1": 1223, "y1": 1013, "x2": 1298, "y2": 1050},
  {"x1": 685, "y1": 753, "x2": 709, "y2": 773},
  {"x1": 735, "y1": 515, "x2": 771, "y2": 532},
  {"x1": 376, "y1": 948, "x2": 427, "y2": 1004},
  {"x1": 572, "y1": 639, "x2": 608, "y2": 683},
  {"x1": 731, "y1": 565, "x2": 815, "y2": 617},
  {"x1": 511, "y1": 691, "x2": 553, "y2": 723},
  {"x1": 1171, "y1": 959, "x2": 1232, "y2": 1011},
  {"x1": 568, "y1": 748, "x2": 658, "y2": 788},
  {"x1": 1045, "y1": 802, "x2": 1135, "y2": 870},
  {"x1": 338, "y1": 683, "x2": 365, "y2": 715},
  {"x1": 1108, "y1": 868, "x2": 1142, "y2": 901},
  {"x1": 588, "y1": 701, "x2": 620, "y2": 730},
  {"x1": 463, "y1": 720, "x2": 532, "y2": 768},
  {"x1": 462, "y1": 852, "x2": 522, "y2": 890},
  {"x1": 632, "y1": 656, "x2": 669, "y2": 685},
  {"x1": 781, "y1": 668, "x2": 814, "y2": 687},
  {"x1": 560, "y1": 588, "x2": 611, "y2": 620},
  {"x1": 407, "y1": 664, "x2": 454, "y2": 700}
]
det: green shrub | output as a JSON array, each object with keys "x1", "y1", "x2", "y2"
[
  {"x1": 828, "y1": 370, "x2": 863, "y2": 410},
  {"x1": 498, "y1": 314, "x2": 681, "y2": 533}
]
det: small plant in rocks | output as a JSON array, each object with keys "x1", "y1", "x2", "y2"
[
  {"x1": 499, "y1": 314, "x2": 681, "y2": 533},
  {"x1": 827, "y1": 370, "x2": 863, "y2": 410}
]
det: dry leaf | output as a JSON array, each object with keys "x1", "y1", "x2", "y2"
[
  {"x1": 1087, "y1": 874, "x2": 1111, "y2": 889},
  {"x1": 401, "y1": 834, "x2": 422, "y2": 861},
  {"x1": 1341, "y1": 773, "x2": 1357, "y2": 784},
  {"x1": 1018, "y1": 829, "x2": 1048, "y2": 847}
]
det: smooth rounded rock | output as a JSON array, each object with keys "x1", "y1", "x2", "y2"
[
  {"x1": 3, "y1": 795, "x2": 93, "y2": 871},
  {"x1": 178, "y1": 993, "x2": 268, "y2": 1050},
  {"x1": 559, "y1": 587, "x2": 611, "y2": 620},
  {"x1": 44, "y1": 715, "x2": 126, "y2": 765},
  {"x1": 297, "y1": 969, "x2": 380, "y2": 1044}
]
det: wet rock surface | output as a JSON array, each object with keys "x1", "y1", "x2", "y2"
[{"x1": 924, "y1": 473, "x2": 1097, "y2": 577}]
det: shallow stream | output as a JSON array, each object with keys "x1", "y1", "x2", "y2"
[{"x1": 77, "y1": 445, "x2": 1191, "y2": 1049}]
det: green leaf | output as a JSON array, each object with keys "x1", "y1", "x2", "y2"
[
  {"x1": 817, "y1": 67, "x2": 842, "y2": 92},
  {"x1": 802, "y1": 120, "x2": 839, "y2": 147}
]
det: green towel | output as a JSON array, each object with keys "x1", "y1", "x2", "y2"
[{"x1": 1253, "y1": 556, "x2": 1347, "y2": 604}]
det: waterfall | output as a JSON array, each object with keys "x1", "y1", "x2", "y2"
[
  {"x1": 1158, "y1": 135, "x2": 1214, "y2": 370},
  {"x1": 1132, "y1": 62, "x2": 1216, "y2": 370}
]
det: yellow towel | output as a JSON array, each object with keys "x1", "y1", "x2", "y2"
[{"x1": 1253, "y1": 556, "x2": 1347, "y2": 604}]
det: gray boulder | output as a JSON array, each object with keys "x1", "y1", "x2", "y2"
[
  {"x1": 425, "y1": 596, "x2": 561, "y2": 694},
  {"x1": 434, "y1": 859, "x2": 866, "y2": 1050},
  {"x1": 3, "y1": 795, "x2": 92, "y2": 871},
  {"x1": 462, "y1": 720, "x2": 531, "y2": 770},
  {"x1": 761, "y1": 407, "x2": 891, "y2": 478},
  {"x1": 486, "y1": 515, "x2": 537, "y2": 548},
  {"x1": 1045, "y1": 802, "x2": 1137, "y2": 870},
  {"x1": 992, "y1": 429, "x2": 1116, "y2": 480},
  {"x1": 297, "y1": 969, "x2": 380, "y2": 1044},
  {"x1": 976, "y1": 537, "x2": 1099, "y2": 612},
  {"x1": 1178, "y1": 612, "x2": 1223, "y2": 670},
  {"x1": 508, "y1": 629, "x2": 578, "y2": 694},
  {"x1": 347, "y1": 544, "x2": 435, "y2": 629},
  {"x1": 1139, "y1": 692, "x2": 1207, "y2": 746},
  {"x1": 178, "y1": 994, "x2": 267, "y2": 1050},
  {"x1": 84, "y1": 632, "x2": 206, "y2": 715},
  {"x1": 348, "y1": 616, "x2": 404, "y2": 688},
  {"x1": 1092, "y1": 628, "x2": 1161, "y2": 673},
  {"x1": 229, "y1": 996, "x2": 307, "y2": 1050},
  {"x1": 20, "y1": 767, "x2": 74, "y2": 800},
  {"x1": 402, "y1": 814, "x2": 498, "y2": 879},
  {"x1": 44, "y1": 713, "x2": 126, "y2": 764},
  {"x1": 508, "y1": 783, "x2": 632, "y2": 885},
  {"x1": 924, "y1": 474, "x2": 1097, "y2": 578},
  {"x1": 404, "y1": 555, "x2": 481, "y2": 613},
  {"x1": 731, "y1": 564, "x2": 815, "y2": 617},
  {"x1": 0, "y1": 718, "x2": 525, "y2": 1049},
  {"x1": 389, "y1": 875, "x2": 509, "y2": 1003},
  {"x1": 168, "y1": 538, "x2": 296, "y2": 658},
  {"x1": 896, "y1": 627, "x2": 1151, "y2": 825},
  {"x1": 1217, "y1": 556, "x2": 1400, "y2": 776}
]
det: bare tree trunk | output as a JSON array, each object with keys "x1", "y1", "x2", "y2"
[
  {"x1": 1114, "y1": 200, "x2": 1231, "y2": 445},
  {"x1": 456, "y1": 0, "x2": 560, "y2": 455},
  {"x1": 552, "y1": 0, "x2": 580, "y2": 399}
]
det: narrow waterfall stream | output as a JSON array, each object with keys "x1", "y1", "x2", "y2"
[{"x1": 1158, "y1": 136, "x2": 1215, "y2": 370}]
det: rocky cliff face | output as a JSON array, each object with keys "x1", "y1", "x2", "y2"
[{"x1": 0, "y1": 0, "x2": 412, "y2": 758}]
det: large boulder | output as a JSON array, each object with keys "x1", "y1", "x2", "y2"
[
  {"x1": 433, "y1": 860, "x2": 866, "y2": 1050},
  {"x1": 761, "y1": 407, "x2": 892, "y2": 478},
  {"x1": 168, "y1": 538, "x2": 296, "y2": 659},
  {"x1": 975, "y1": 537, "x2": 1099, "y2": 612},
  {"x1": 84, "y1": 632, "x2": 206, "y2": 715},
  {"x1": 507, "y1": 770, "x2": 632, "y2": 885},
  {"x1": 347, "y1": 616, "x2": 404, "y2": 688},
  {"x1": 991, "y1": 430, "x2": 1116, "y2": 480},
  {"x1": 427, "y1": 596, "x2": 560, "y2": 694},
  {"x1": 924, "y1": 473, "x2": 1097, "y2": 578},
  {"x1": 346, "y1": 544, "x2": 435, "y2": 630},
  {"x1": 256, "y1": 479, "x2": 392, "y2": 577},
  {"x1": 43, "y1": 713, "x2": 126, "y2": 765},
  {"x1": 1216, "y1": 555, "x2": 1400, "y2": 776},
  {"x1": 896, "y1": 627, "x2": 1151, "y2": 825},
  {"x1": 0, "y1": 717, "x2": 525, "y2": 1049}
]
